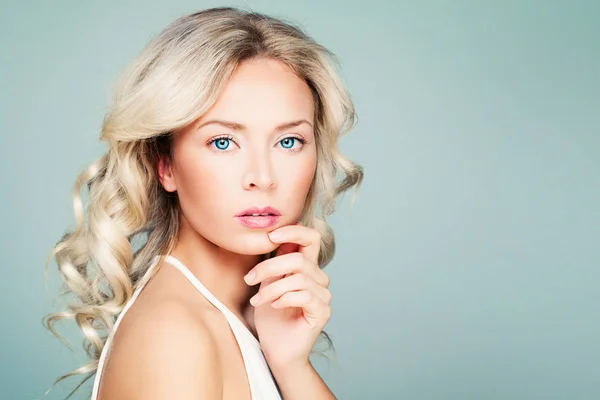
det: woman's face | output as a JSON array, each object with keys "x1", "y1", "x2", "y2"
[{"x1": 159, "y1": 57, "x2": 317, "y2": 255}]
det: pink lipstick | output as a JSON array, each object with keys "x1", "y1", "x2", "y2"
[{"x1": 235, "y1": 206, "x2": 281, "y2": 229}]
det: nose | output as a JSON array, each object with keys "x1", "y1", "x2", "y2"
[{"x1": 241, "y1": 149, "x2": 277, "y2": 191}]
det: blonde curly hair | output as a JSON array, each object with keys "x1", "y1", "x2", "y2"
[{"x1": 42, "y1": 6, "x2": 363, "y2": 399}]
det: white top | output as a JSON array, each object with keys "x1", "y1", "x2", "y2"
[{"x1": 91, "y1": 254, "x2": 282, "y2": 400}]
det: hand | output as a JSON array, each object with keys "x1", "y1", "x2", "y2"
[{"x1": 243, "y1": 223, "x2": 332, "y2": 371}]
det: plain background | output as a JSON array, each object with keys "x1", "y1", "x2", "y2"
[{"x1": 1, "y1": 1, "x2": 599, "y2": 399}]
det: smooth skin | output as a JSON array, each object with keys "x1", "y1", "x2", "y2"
[{"x1": 97, "y1": 57, "x2": 336, "y2": 399}]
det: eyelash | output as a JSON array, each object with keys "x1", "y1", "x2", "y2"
[{"x1": 207, "y1": 135, "x2": 307, "y2": 152}]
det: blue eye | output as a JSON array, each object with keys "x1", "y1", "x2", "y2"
[
  {"x1": 212, "y1": 137, "x2": 231, "y2": 150},
  {"x1": 280, "y1": 137, "x2": 297, "y2": 149}
]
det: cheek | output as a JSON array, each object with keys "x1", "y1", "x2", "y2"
[
  {"x1": 174, "y1": 154, "x2": 235, "y2": 222},
  {"x1": 293, "y1": 159, "x2": 316, "y2": 193},
  {"x1": 279, "y1": 152, "x2": 317, "y2": 213}
]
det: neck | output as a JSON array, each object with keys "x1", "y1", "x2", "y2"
[{"x1": 168, "y1": 214, "x2": 263, "y2": 319}]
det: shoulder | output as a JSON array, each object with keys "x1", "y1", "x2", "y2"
[{"x1": 100, "y1": 298, "x2": 223, "y2": 400}]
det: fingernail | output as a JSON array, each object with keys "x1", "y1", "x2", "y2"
[
  {"x1": 269, "y1": 231, "x2": 283, "y2": 241},
  {"x1": 244, "y1": 270, "x2": 256, "y2": 284},
  {"x1": 250, "y1": 293, "x2": 261, "y2": 306}
]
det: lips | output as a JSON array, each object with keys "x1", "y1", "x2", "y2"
[
  {"x1": 235, "y1": 206, "x2": 281, "y2": 217},
  {"x1": 235, "y1": 206, "x2": 281, "y2": 229}
]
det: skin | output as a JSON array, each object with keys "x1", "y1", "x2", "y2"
[{"x1": 98, "y1": 57, "x2": 336, "y2": 399}]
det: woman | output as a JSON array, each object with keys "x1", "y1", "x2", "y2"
[{"x1": 43, "y1": 6, "x2": 363, "y2": 400}]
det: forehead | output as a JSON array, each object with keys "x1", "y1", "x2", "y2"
[{"x1": 201, "y1": 58, "x2": 315, "y2": 130}]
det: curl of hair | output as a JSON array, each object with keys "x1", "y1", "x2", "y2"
[{"x1": 41, "y1": 7, "x2": 363, "y2": 399}]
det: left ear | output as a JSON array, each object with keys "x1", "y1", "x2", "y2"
[{"x1": 157, "y1": 155, "x2": 177, "y2": 192}]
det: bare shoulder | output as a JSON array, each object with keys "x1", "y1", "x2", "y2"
[{"x1": 99, "y1": 298, "x2": 223, "y2": 400}]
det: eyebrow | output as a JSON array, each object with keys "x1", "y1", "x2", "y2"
[{"x1": 196, "y1": 119, "x2": 313, "y2": 132}]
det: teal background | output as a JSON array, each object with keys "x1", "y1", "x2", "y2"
[{"x1": 1, "y1": 1, "x2": 599, "y2": 399}]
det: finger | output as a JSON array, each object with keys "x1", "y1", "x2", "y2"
[
  {"x1": 270, "y1": 290, "x2": 332, "y2": 328},
  {"x1": 268, "y1": 224, "x2": 321, "y2": 265},
  {"x1": 247, "y1": 252, "x2": 286, "y2": 288},
  {"x1": 244, "y1": 252, "x2": 329, "y2": 288},
  {"x1": 250, "y1": 273, "x2": 332, "y2": 306}
]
